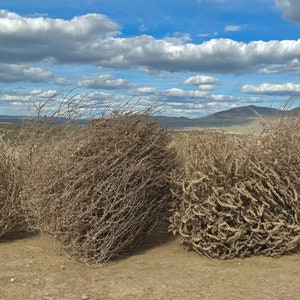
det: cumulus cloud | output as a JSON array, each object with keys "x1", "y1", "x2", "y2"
[
  {"x1": 0, "y1": 88, "x2": 121, "y2": 115},
  {"x1": 130, "y1": 83, "x2": 239, "y2": 116},
  {"x1": 128, "y1": 86, "x2": 240, "y2": 117},
  {"x1": 0, "y1": 63, "x2": 71, "y2": 85},
  {"x1": 184, "y1": 75, "x2": 220, "y2": 92},
  {"x1": 23, "y1": 67, "x2": 53, "y2": 82},
  {"x1": 155, "y1": 87, "x2": 236, "y2": 104},
  {"x1": 155, "y1": 100, "x2": 238, "y2": 118},
  {"x1": 275, "y1": 0, "x2": 300, "y2": 23},
  {"x1": 0, "y1": 88, "x2": 37, "y2": 114},
  {"x1": 199, "y1": 84, "x2": 214, "y2": 91},
  {"x1": 133, "y1": 87, "x2": 157, "y2": 95},
  {"x1": 77, "y1": 74, "x2": 131, "y2": 89},
  {"x1": 184, "y1": 75, "x2": 219, "y2": 85},
  {"x1": 0, "y1": 84, "x2": 257, "y2": 118},
  {"x1": 0, "y1": 64, "x2": 53, "y2": 83},
  {"x1": 133, "y1": 37, "x2": 300, "y2": 74},
  {"x1": 242, "y1": 82, "x2": 300, "y2": 95},
  {"x1": 0, "y1": 10, "x2": 119, "y2": 37},
  {"x1": 0, "y1": 10, "x2": 120, "y2": 63},
  {"x1": 54, "y1": 76, "x2": 72, "y2": 86},
  {"x1": 1, "y1": 11, "x2": 300, "y2": 75},
  {"x1": 29, "y1": 89, "x2": 65, "y2": 99},
  {"x1": 259, "y1": 58, "x2": 300, "y2": 74},
  {"x1": 162, "y1": 88, "x2": 209, "y2": 98}
]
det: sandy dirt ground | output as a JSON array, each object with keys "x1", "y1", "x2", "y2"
[{"x1": 0, "y1": 223, "x2": 299, "y2": 300}]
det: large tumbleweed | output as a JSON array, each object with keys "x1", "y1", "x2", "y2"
[
  {"x1": 0, "y1": 138, "x2": 23, "y2": 238},
  {"x1": 21, "y1": 110, "x2": 175, "y2": 263},
  {"x1": 169, "y1": 124, "x2": 300, "y2": 259}
]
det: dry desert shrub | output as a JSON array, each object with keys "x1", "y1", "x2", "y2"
[
  {"x1": 0, "y1": 137, "x2": 23, "y2": 238},
  {"x1": 21, "y1": 109, "x2": 174, "y2": 263},
  {"x1": 169, "y1": 125, "x2": 300, "y2": 259}
]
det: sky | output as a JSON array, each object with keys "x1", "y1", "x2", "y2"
[{"x1": 0, "y1": 0, "x2": 300, "y2": 117}]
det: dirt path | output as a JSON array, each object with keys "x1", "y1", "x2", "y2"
[{"x1": 0, "y1": 227, "x2": 299, "y2": 300}]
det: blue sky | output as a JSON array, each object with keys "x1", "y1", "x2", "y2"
[{"x1": 0, "y1": 0, "x2": 300, "y2": 117}]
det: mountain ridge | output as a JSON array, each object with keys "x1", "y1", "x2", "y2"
[
  {"x1": 1, "y1": 105, "x2": 299, "y2": 129},
  {"x1": 154, "y1": 105, "x2": 299, "y2": 128}
]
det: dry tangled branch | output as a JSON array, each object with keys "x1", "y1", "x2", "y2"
[
  {"x1": 169, "y1": 126, "x2": 300, "y2": 259},
  {"x1": 21, "y1": 109, "x2": 174, "y2": 263},
  {"x1": 0, "y1": 138, "x2": 23, "y2": 238}
]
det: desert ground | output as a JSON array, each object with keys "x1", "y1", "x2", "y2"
[{"x1": 0, "y1": 222, "x2": 299, "y2": 300}]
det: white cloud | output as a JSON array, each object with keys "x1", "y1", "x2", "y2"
[
  {"x1": 77, "y1": 74, "x2": 131, "y2": 89},
  {"x1": 199, "y1": 84, "x2": 214, "y2": 91},
  {"x1": 1, "y1": 11, "x2": 300, "y2": 75},
  {"x1": 133, "y1": 87, "x2": 157, "y2": 94},
  {"x1": 0, "y1": 63, "x2": 71, "y2": 85},
  {"x1": 0, "y1": 10, "x2": 120, "y2": 64},
  {"x1": 184, "y1": 75, "x2": 219, "y2": 92},
  {"x1": 184, "y1": 75, "x2": 219, "y2": 85},
  {"x1": 128, "y1": 85, "x2": 239, "y2": 115},
  {"x1": 157, "y1": 87, "x2": 237, "y2": 104},
  {"x1": 23, "y1": 67, "x2": 53, "y2": 82},
  {"x1": 172, "y1": 32, "x2": 192, "y2": 42},
  {"x1": 155, "y1": 100, "x2": 237, "y2": 118},
  {"x1": 242, "y1": 82, "x2": 300, "y2": 95},
  {"x1": 0, "y1": 84, "x2": 259, "y2": 118},
  {"x1": 225, "y1": 25, "x2": 242, "y2": 32},
  {"x1": 0, "y1": 10, "x2": 119, "y2": 37},
  {"x1": 163, "y1": 88, "x2": 209, "y2": 98},
  {"x1": 0, "y1": 88, "x2": 121, "y2": 115},
  {"x1": 30, "y1": 89, "x2": 55, "y2": 96},
  {"x1": 275, "y1": 0, "x2": 300, "y2": 23},
  {"x1": 259, "y1": 58, "x2": 300, "y2": 74},
  {"x1": 209, "y1": 94, "x2": 235, "y2": 101},
  {"x1": 63, "y1": 37, "x2": 300, "y2": 74},
  {"x1": 54, "y1": 76, "x2": 72, "y2": 86},
  {"x1": 0, "y1": 64, "x2": 53, "y2": 83}
]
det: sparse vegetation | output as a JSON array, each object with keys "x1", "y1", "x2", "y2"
[{"x1": 0, "y1": 95, "x2": 299, "y2": 263}]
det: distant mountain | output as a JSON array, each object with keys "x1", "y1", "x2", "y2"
[
  {"x1": 0, "y1": 115, "x2": 85, "y2": 125},
  {"x1": 189, "y1": 105, "x2": 282, "y2": 128},
  {"x1": 201, "y1": 105, "x2": 281, "y2": 119},
  {"x1": 155, "y1": 105, "x2": 298, "y2": 129},
  {"x1": 0, "y1": 115, "x2": 30, "y2": 123},
  {"x1": 153, "y1": 116, "x2": 194, "y2": 128},
  {"x1": 1, "y1": 105, "x2": 299, "y2": 129}
]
